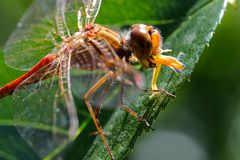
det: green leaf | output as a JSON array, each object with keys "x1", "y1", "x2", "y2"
[{"x1": 81, "y1": 0, "x2": 228, "y2": 160}]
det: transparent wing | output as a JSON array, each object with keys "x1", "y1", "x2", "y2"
[
  {"x1": 4, "y1": 0, "x2": 85, "y2": 71},
  {"x1": 4, "y1": 0, "x2": 57, "y2": 71},
  {"x1": 56, "y1": 0, "x2": 71, "y2": 38},
  {"x1": 83, "y1": 0, "x2": 102, "y2": 24},
  {"x1": 11, "y1": 55, "x2": 81, "y2": 158},
  {"x1": 63, "y1": 0, "x2": 85, "y2": 34}
]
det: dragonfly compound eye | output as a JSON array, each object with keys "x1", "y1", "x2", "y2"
[{"x1": 130, "y1": 24, "x2": 153, "y2": 68}]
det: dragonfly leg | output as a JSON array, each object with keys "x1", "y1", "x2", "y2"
[
  {"x1": 146, "y1": 64, "x2": 176, "y2": 98},
  {"x1": 151, "y1": 53, "x2": 185, "y2": 90},
  {"x1": 121, "y1": 105, "x2": 155, "y2": 130},
  {"x1": 151, "y1": 64, "x2": 161, "y2": 90},
  {"x1": 145, "y1": 89, "x2": 176, "y2": 98},
  {"x1": 161, "y1": 48, "x2": 172, "y2": 53},
  {"x1": 94, "y1": 79, "x2": 113, "y2": 119},
  {"x1": 119, "y1": 74, "x2": 154, "y2": 130},
  {"x1": 148, "y1": 54, "x2": 185, "y2": 97},
  {"x1": 152, "y1": 54, "x2": 185, "y2": 73},
  {"x1": 84, "y1": 71, "x2": 114, "y2": 160}
]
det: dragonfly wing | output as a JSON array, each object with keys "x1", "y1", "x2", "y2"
[
  {"x1": 62, "y1": 0, "x2": 85, "y2": 33},
  {"x1": 56, "y1": 0, "x2": 71, "y2": 38},
  {"x1": 83, "y1": 0, "x2": 102, "y2": 24},
  {"x1": 11, "y1": 55, "x2": 81, "y2": 158},
  {"x1": 56, "y1": 0, "x2": 85, "y2": 36},
  {"x1": 4, "y1": 0, "x2": 57, "y2": 71},
  {"x1": 4, "y1": 0, "x2": 86, "y2": 71},
  {"x1": 57, "y1": 53, "x2": 79, "y2": 138}
]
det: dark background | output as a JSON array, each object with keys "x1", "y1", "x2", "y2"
[{"x1": 0, "y1": 1, "x2": 240, "y2": 160}]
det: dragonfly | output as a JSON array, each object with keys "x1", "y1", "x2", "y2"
[{"x1": 0, "y1": 0, "x2": 185, "y2": 159}]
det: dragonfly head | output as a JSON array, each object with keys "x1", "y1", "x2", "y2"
[{"x1": 128, "y1": 24, "x2": 161, "y2": 68}]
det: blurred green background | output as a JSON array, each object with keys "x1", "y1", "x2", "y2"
[{"x1": 0, "y1": 0, "x2": 240, "y2": 160}]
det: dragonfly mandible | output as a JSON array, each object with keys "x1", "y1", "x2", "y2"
[{"x1": 0, "y1": 0, "x2": 185, "y2": 159}]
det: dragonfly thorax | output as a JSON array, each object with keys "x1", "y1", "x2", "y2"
[{"x1": 84, "y1": 24, "x2": 121, "y2": 49}]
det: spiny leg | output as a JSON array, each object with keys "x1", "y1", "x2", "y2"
[
  {"x1": 147, "y1": 64, "x2": 175, "y2": 98},
  {"x1": 151, "y1": 64, "x2": 161, "y2": 90},
  {"x1": 84, "y1": 71, "x2": 114, "y2": 160},
  {"x1": 121, "y1": 105, "x2": 155, "y2": 130},
  {"x1": 148, "y1": 54, "x2": 185, "y2": 97},
  {"x1": 152, "y1": 54, "x2": 185, "y2": 71},
  {"x1": 94, "y1": 79, "x2": 113, "y2": 119},
  {"x1": 119, "y1": 72, "x2": 154, "y2": 130},
  {"x1": 161, "y1": 48, "x2": 172, "y2": 53}
]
